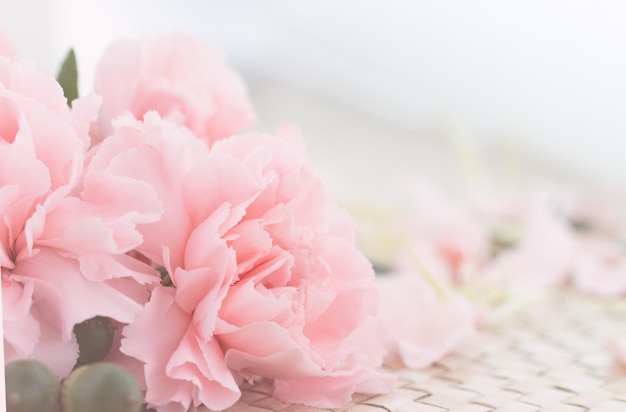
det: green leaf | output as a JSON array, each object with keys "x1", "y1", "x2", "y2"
[{"x1": 57, "y1": 49, "x2": 79, "y2": 106}]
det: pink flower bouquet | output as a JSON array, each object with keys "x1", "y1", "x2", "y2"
[
  {"x1": 2, "y1": 33, "x2": 394, "y2": 412},
  {"x1": 7, "y1": 28, "x2": 626, "y2": 412}
]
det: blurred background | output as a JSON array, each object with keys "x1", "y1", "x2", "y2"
[{"x1": 2, "y1": 0, "x2": 626, "y2": 204}]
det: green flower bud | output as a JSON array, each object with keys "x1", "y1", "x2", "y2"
[
  {"x1": 5, "y1": 359, "x2": 60, "y2": 412},
  {"x1": 62, "y1": 362, "x2": 142, "y2": 412},
  {"x1": 73, "y1": 316, "x2": 115, "y2": 367},
  {"x1": 490, "y1": 221, "x2": 525, "y2": 255}
]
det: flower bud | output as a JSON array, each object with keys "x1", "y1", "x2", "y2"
[
  {"x1": 73, "y1": 316, "x2": 115, "y2": 367},
  {"x1": 62, "y1": 362, "x2": 142, "y2": 412},
  {"x1": 5, "y1": 359, "x2": 60, "y2": 412}
]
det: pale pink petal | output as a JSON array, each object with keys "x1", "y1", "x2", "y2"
[
  {"x1": 70, "y1": 93, "x2": 102, "y2": 147},
  {"x1": 2, "y1": 279, "x2": 38, "y2": 359},
  {"x1": 221, "y1": 321, "x2": 323, "y2": 381},
  {"x1": 4, "y1": 277, "x2": 80, "y2": 378},
  {"x1": 0, "y1": 57, "x2": 155, "y2": 381},
  {"x1": 571, "y1": 238, "x2": 626, "y2": 297},
  {"x1": 89, "y1": 113, "x2": 208, "y2": 269},
  {"x1": 122, "y1": 288, "x2": 240, "y2": 412},
  {"x1": 218, "y1": 281, "x2": 295, "y2": 329},
  {"x1": 303, "y1": 238, "x2": 378, "y2": 343},
  {"x1": 13, "y1": 249, "x2": 146, "y2": 340},
  {"x1": 103, "y1": 322, "x2": 147, "y2": 391},
  {"x1": 168, "y1": 327, "x2": 240, "y2": 411},
  {"x1": 609, "y1": 336, "x2": 626, "y2": 367},
  {"x1": 376, "y1": 272, "x2": 476, "y2": 369},
  {"x1": 182, "y1": 152, "x2": 263, "y2": 229},
  {"x1": 26, "y1": 310, "x2": 79, "y2": 378},
  {"x1": 273, "y1": 368, "x2": 394, "y2": 409},
  {"x1": 0, "y1": 59, "x2": 69, "y2": 119},
  {"x1": 485, "y1": 200, "x2": 577, "y2": 291},
  {"x1": 223, "y1": 219, "x2": 273, "y2": 275},
  {"x1": 93, "y1": 33, "x2": 256, "y2": 145}
]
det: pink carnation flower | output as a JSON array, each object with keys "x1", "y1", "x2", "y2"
[
  {"x1": 0, "y1": 58, "x2": 161, "y2": 377},
  {"x1": 86, "y1": 114, "x2": 392, "y2": 411},
  {"x1": 93, "y1": 32, "x2": 256, "y2": 146}
]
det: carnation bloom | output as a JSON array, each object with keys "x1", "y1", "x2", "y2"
[
  {"x1": 0, "y1": 58, "x2": 161, "y2": 377},
  {"x1": 87, "y1": 113, "x2": 392, "y2": 411},
  {"x1": 93, "y1": 32, "x2": 256, "y2": 145}
]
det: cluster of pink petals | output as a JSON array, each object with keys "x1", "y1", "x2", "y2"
[
  {"x1": 0, "y1": 33, "x2": 404, "y2": 412},
  {"x1": 0, "y1": 57, "x2": 160, "y2": 378},
  {"x1": 88, "y1": 34, "x2": 398, "y2": 411},
  {"x1": 93, "y1": 32, "x2": 256, "y2": 146},
  {"x1": 82, "y1": 31, "x2": 626, "y2": 395},
  {"x1": 19, "y1": 29, "x2": 626, "y2": 412},
  {"x1": 368, "y1": 184, "x2": 626, "y2": 370},
  {"x1": 391, "y1": 187, "x2": 601, "y2": 297},
  {"x1": 85, "y1": 113, "x2": 393, "y2": 411}
]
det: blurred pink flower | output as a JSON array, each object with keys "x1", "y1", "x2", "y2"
[
  {"x1": 376, "y1": 272, "x2": 476, "y2": 369},
  {"x1": 213, "y1": 128, "x2": 392, "y2": 407},
  {"x1": 93, "y1": 32, "x2": 256, "y2": 146},
  {"x1": 398, "y1": 185, "x2": 490, "y2": 284},
  {"x1": 609, "y1": 336, "x2": 626, "y2": 367},
  {"x1": 89, "y1": 114, "x2": 391, "y2": 411},
  {"x1": 571, "y1": 237, "x2": 626, "y2": 297},
  {"x1": 0, "y1": 58, "x2": 160, "y2": 377},
  {"x1": 483, "y1": 196, "x2": 577, "y2": 291},
  {"x1": 564, "y1": 191, "x2": 626, "y2": 236}
]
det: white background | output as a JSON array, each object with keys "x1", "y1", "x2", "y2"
[{"x1": 2, "y1": 1, "x2": 626, "y2": 198}]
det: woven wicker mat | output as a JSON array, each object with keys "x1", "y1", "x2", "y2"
[{"x1": 213, "y1": 291, "x2": 626, "y2": 412}]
